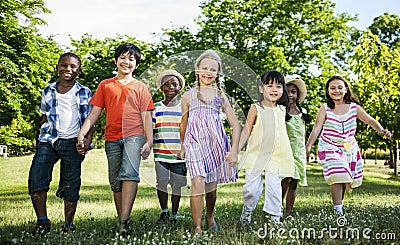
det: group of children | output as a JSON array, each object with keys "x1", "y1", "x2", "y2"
[{"x1": 28, "y1": 43, "x2": 392, "y2": 237}]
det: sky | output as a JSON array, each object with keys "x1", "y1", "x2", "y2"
[{"x1": 37, "y1": 0, "x2": 400, "y2": 48}]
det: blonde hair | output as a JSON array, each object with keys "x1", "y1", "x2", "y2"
[{"x1": 195, "y1": 50, "x2": 224, "y2": 105}]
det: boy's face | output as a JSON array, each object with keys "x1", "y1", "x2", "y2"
[
  {"x1": 161, "y1": 77, "x2": 181, "y2": 100},
  {"x1": 56, "y1": 56, "x2": 81, "y2": 82},
  {"x1": 115, "y1": 52, "x2": 137, "y2": 75}
]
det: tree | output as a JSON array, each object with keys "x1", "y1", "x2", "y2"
[
  {"x1": 0, "y1": 0, "x2": 61, "y2": 154},
  {"x1": 155, "y1": 0, "x2": 359, "y2": 135},
  {"x1": 368, "y1": 12, "x2": 400, "y2": 49},
  {"x1": 351, "y1": 30, "x2": 400, "y2": 175}
]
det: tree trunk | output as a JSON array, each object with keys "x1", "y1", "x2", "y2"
[{"x1": 394, "y1": 141, "x2": 398, "y2": 176}]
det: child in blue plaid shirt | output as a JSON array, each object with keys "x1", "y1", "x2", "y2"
[{"x1": 28, "y1": 52, "x2": 93, "y2": 235}]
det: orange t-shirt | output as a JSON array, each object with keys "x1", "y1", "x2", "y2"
[{"x1": 90, "y1": 77, "x2": 154, "y2": 141}]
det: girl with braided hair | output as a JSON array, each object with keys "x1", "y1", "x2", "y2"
[{"x1": 179, "y1": 50, "x2": 240, "y2": 236}]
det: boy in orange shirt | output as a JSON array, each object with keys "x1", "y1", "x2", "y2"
[{"x1": 77, "y1": 43, "x2": 154, "y2": 236}]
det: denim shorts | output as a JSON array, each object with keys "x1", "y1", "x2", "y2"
[
  {"x1": 28, "y1": 138, "x2": 85, "y2": 202},
  {"x1": 155, "y1": 161, "x2": 187, "y2": 189},
  {"x1": 105, "y1": 135, "x2": 145, "y2": 192}
]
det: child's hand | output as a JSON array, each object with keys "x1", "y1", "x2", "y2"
[
  {"x1": 76, "y1": 137, "x2": 87, "y2": 155},
  {"x1": 177, "y1": 147, "x2": 185, "y2": 160},
  {"x1": 381, "y1": 129, "x2": 392, "y2": 139},
  {"x1": 225, "y1": 152, "x2": 238, "y2": 167},
  {"x1": 141, "y1": 142, "x2": 152, "y2": 160}
]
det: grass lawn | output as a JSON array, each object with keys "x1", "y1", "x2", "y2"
[{"x1": 0, "y1": 149, "x2": 399, "y2": 244}]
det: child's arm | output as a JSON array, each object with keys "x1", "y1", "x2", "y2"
[
  {"x1": 141, "y1": 110, "x2": 153, "y2": 160},
  {"x1": 305, "y1": 105, "x2": 326, "y2": 158},
  {"x1": 77, "y1": 106, "x2": 102, "y2": 154},
  {"x1": 238, "y1": 104, "x2": 257, "y2": 151},
  {"x1": 356, "y1": 105, "x2": 392, "y2": 138},
  {"x1": 222, "y1": 94, "x2": 241, "y2": 166},
  {"x1": 178, "y1": 92, "x2": 190, "y2": 160}
]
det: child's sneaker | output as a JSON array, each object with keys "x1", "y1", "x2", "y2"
[
  {"x1": 170, "y1": 213, "x2": 179, "y2": 224},
  {"x1": 118, "y1": 219, "x2": 132, "y2": 237},
  {"x1": 156, "y1": 211, "x2": 169, "y2": 227},
  {"x1": 61, "y1": 223, "x2": 76, "y2": 233},
  {"x1": 240, "y1": 207, "x2": 252, "y2": 227},
  {"x1": 31, "y1": 219, "x2": 51, "y2": 236}
]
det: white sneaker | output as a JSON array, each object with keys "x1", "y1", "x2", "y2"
[{"x1": 240, "y1": 207, "x2": 252, "y2": 227}]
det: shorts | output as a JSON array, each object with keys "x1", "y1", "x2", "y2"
[
  {"x1": 28, "y1": 138, "x2": 84, "y2": 202},
  {"x1": 105, "y1": 135, "x2": 145, "y2": 192},
  {"x1": 155, "y1": 161, "x2": 187, "y2": 189}
]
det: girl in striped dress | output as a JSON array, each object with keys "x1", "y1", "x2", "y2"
[
  {"x1": 306, "y1": 75, "x2": 392, "y2": 215},
  {"x1": 179, "y1": 50, "x2": 240, "y2": 236}
]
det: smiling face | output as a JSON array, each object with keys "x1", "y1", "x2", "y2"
[
  {"x1": 259, "y1": 80, "x2": 283, "y2": 105},
  {"x1": 286, "y1": 84, "x2": 299, "y2": 105},
  {"x1": 327, "y1": 79, "x2": 348, "y2": 101},
  {"x1": 161, "y1": 76, "x2": 181, "y2": 100},
  {"x1": 196, "y1": 57, "x2": 219, "y2": 87},
  {"x1": 56, "y1": 56, "x2": 81, "y2": 82},
  {"x1": 115, "y1": 51, "x2": 137, "y2": 76}
]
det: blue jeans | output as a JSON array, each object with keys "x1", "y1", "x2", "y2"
[
  {"x1": 105, "y1": 135, "x2": 145, "y2": 192},
  {"x1": 28, "y1": 138, "x2": 84, "y2": 202}
]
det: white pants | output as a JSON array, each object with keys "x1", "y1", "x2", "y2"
[{"x1": 242, "y1": 169, "x2": 282, "y2": 217}]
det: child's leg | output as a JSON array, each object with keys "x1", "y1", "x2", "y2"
[
  {"x1": 263, "y1": 172, "x2": 282, "y2": 219},
  {"x1": 155, "y1": 162, "x2": 170, "y2": 211},
  {"x1": 190, "y1": 176, "x2": 205, "y2": 233},
  {"x1": 281, "y1": 177, "x2": 291, "y2": 206},
  {"x1": 64, "y1": 201, "x2": 77, "y2": 223},
  {"x1": 242, "y1": 169, "x2": 263, "y2": 212},
  {"x1": 170, "y1": 162, "x2": 187, "y2": 216},
  {"x1": 205, "y1": 181, "x2": 217, "y2": 228},
  {"x1": 285, "y1": 179, "x2": 298, "y2": 216},
  {"x1": 330, "y1": 183, "x2": 345, "y2": 215}
]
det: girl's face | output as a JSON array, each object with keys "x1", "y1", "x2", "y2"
[
  {"x1": 161, "y1": 77, "x2": 181, "y2": 100},
  {"x1": 259, "y1": 81, "x2": 283, "y2": 104},
  {"x1": 196, "y1": 58, "x2": 219, "y2": 86},
  {"x1": 286, "y1": 84, "x2": 298, "y2": 105},
  {"x1": 115, "y1": 52, "x2": 137, "y2": 75},
  {"x1": 328, "y1": 79, "x2": 348, "y2": 101},
  {"x1": 56, "y1": 56, "x2": 81, "y2": 82}
]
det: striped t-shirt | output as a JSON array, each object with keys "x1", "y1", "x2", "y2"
[{"x1": 152, "y1": 101, "x2": 184, "y2": 163}]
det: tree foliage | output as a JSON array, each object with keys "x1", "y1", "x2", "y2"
[
  {"x1": 368, "y1": 12, "x2": 400, "y2": 49},
  {"x1": 156, "y1": 0, "x2": 358, "y2": 119},
  {"x1": 0, "y1": 0, "x2": 61, "y2": 154},
  {"x1": 351, "y1": 30, "x2": 400, "y2": 173}
]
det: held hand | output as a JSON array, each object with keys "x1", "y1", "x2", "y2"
[
  {"x1": 381, "y1": 129, "x2": 392, "y2": 139},
  {"x1": 305, "y1": 145, "x2": 312, "y2": 159},
  {"x1": 76, "y1": 136, "x2": 86, "y2": 155},
  {"x1": 141, "y1": 142, "x2": 152, "y2": 160},
  {"x1": 177, "y1": 148, "x2": 185, "y2": 160},
  {"x1": 225, "y1": 152, "x2": 238, "y2": 167}
]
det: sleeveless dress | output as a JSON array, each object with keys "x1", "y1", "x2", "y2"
[
  {"x1": 286, "y1": 113, "x2": 308, "y2": 186},
  {"x1": 317, "y1": 103, "x2": 363, "y2": 188},
  {"x1": 183, "y1": 88, "x2": 238, "y2": 184},
  {"x1": 238, "y1": 104, "x2": 294, "y2": 178}
]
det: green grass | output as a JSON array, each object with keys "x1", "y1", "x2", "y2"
[{"x1": 0, "y1": 149, "x2": 399, "y2": 244}]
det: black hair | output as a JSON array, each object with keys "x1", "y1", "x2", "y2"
[
  {"x1": 58, "y1": 52, "x2": 81, "y2": 67},
  {"x1": 114, "y1": 43, "x2": 141, "y2": 65},
  {"x1": 57, "y1": 52, "x2": 82, "y2": 75},
  {"x1": 258, "y1": 70, "x2": 291, "y2": 121},
  {"x1": 326, "y1": 75, "x2": 359, "y2": 109},
  {"x1": 287, "y1": 83, "x2": 312, "y2": 124}
]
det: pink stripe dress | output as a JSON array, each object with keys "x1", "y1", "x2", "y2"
[
  {"x1": 317, "y1": 103, "x2": 363, "y2": 188},
  {"x1": 183, "y1": 88, "x2": 238, "y2": 184}
]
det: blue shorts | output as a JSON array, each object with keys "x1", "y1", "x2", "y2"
[
  {"x1": 155, "y1": 161, "x2": 187, "y2": 189},
  {"x1": 28, "y1": 138, "x2": 85, "y2": 202},
  {"x1": 105, "y1": 135, "x2": 145, "y2": 192}
]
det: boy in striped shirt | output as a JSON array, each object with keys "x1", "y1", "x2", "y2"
[{"x1": 153, "y1": 70, "x2": 187, "y2": 227}]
